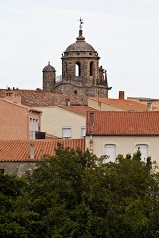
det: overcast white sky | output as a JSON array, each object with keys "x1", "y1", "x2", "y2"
[{"x1": 0, "y1": 0, "x2": 159, "y2": 98}]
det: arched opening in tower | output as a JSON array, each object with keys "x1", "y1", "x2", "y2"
[
  {"x1": 90, "y1": 61, "x2": 93, "y2": 76},
  {"x1": 64, "y1": 62, "x2": 67, "y2": 77},
  {"x1": 75, "y1": 62, "x2": 81, "y2": 76}
]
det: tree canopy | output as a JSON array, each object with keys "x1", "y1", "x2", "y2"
[{"x1": 1, "y1": 146, "x2": 159, "y2": 237}]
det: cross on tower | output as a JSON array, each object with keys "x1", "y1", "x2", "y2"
[{"x1": 79, "y1": 17, "x2": 84, "y2": 30}]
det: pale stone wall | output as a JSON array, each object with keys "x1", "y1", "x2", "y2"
[{"x1": 0, "y1": 162, "x2": 38, "y2": 176}]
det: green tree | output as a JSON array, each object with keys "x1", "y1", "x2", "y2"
[
  {"x1": 24, "y1": 146, "x2": 159, "y2": 237},
  {"x1": 0, "y1": 173, "x2": 28, "y2": 238},
  {"x1": 24, "y1": 146, "x2": 98, "y2": 238},
  {"x1": 1, "y1": 146, "x2": 159, "y2": 237}
]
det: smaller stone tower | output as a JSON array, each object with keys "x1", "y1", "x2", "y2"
[{"x1": 43, "y1": 62, "x2": 56, "y2": 92}]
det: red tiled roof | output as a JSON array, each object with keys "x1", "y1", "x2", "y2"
[
  {"x1": 0, "y1": 139, "x2": 85, "y2": 162},
  {"x1": 86, "y1": 111, "x2": 159, "y2": 135},
  {"x1": 0, "y1": 89, "x2": 85, "y2": 107},
  {"x1": 59, "y1": 105, "x2": 97, "y2": 116},
  {"x1": 89, "y1": 97, "x2": 157, "y2": 111}
]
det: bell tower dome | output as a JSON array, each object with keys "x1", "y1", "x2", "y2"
[
  {"x1": 53, "y1": 18, "x2": 111, "y2": 101},
  {"x1": 61, "y1": 18, "x2": 100, "y2": 87}
]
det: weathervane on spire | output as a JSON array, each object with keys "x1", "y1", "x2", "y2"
[{"x1": 79, "y1": 17, "x2": 84, "y2": 30}]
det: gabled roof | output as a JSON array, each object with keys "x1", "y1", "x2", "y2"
[
  {"x1": 0, "y1": 89, "x2": 85, "y2": 107},
  {"x1": 0, "y1": 139, "x2": 85, "y2": 162},
  {"x1": 86, "y1": 111, "x2": 159, "y2": 136},
  {"x1": 0, "y1": 98, "x2": 42, "y2": 113},
  {"x1": 59, "y1": 105, "x2": 97, "y2": 116},
  {"x1": 89, "y1": 97, "x2": 157, "y2": 111}
]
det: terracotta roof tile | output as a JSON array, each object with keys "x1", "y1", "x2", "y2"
[
  {"x1": 89, "y1": 97, "x2": 157, "y2": 111},
  {"x1": 0, "y1": 139, "x2": 85, "y2": 162},
  {"x1": 0, "y1": 89, "x2": 85, "y2": 107},
  {"x1": 59, "y1": 105, "x2": 97, "y2": 116},
  {"x1": 86, "y1": 111, "x2": 159, "y2": 135}
]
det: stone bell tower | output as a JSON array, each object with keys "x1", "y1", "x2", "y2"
[
  {"x1": 61, "y1": 19, "x2": 100, "y2": 87},
  {"x1": 42, "y1": 19, "x2": 111, "y2": 101}
]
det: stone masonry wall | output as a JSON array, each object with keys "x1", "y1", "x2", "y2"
[{"x1": 0, "y1": 162, "x2": 38, "y2": 176}]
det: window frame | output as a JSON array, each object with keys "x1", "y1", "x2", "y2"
[
  {"x1": 62, "y1": 127, "x2": 72, "y2": 139},
  {"x1": 81, "y1": 126, "x2": 86, "y2": 138},
  {"x1": 103, "y1": 144, "x2": 116, "y2": 163},
  {"x1": 135, "y1": 144, "x2": 149, "y2": 162}
]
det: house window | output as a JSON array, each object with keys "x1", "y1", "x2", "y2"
[
  {"x1": 104, "y1": 144, "x2": 116, "y2": 162},
  {"x1": 81, "y1": 127, "x2": 86, "y2": 138},
  {"x1": 136, "y1": 144, "x2": 148, "y2": 162},
  {"x1": 30, "y1": 118, "x2": 39, "y2": 139},
  {"x1": 62, "y1": 127, "x2": 72, "y2": 138}
]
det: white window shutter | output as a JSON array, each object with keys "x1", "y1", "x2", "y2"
[
  {"x1": 81, "y1": 127, "x2": 86, "y2": 137},
  {"x1": 62, "y1": 128, "x2": 71, "y2": 138},
  {"x1": 136, "y1": 144, "x2": 148, "y2": 162},
  {"x1": 104, "y1": 144, "x2": 116, "y2": 162}
]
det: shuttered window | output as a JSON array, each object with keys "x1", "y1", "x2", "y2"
[
  {"x1": 62, "y1": 127, "x2": 72, "y2": 138},
  {"x1": 136, "y1": 144, "x2": 148, "y2": 162},
  {"x1": 104, "y1": 144, "x2": 116, "y2": 162},
  {"x1": 81, "y1": 127, "x2": 86, "y2": 138}
]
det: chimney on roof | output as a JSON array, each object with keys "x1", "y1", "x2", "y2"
[
  {"x1": 66, "y1": 99, "x2": 71, "y2": 106},
  {"x1": 147, "y1": 102, "x2": 152, "y2": 111},
  {"x1": 119, "y1": 91, "x2": 125, "y2": 100},
  {"x1": 5, "y1": 89, "x2": 21, "y2": 104},
  {"x1": 30, "y1": 144, "x2": 35, "y2": 159}
]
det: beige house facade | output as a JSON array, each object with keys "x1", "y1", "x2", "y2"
[
  {"x1": 86, "y1": 111, "x2": 159, "y2": 164},
  {"x1": 34, "y1": 105, "x2": 94, "y2": 139},
  {"x1": 86, "y1": 135, "x2": 159, "y2": 163},
  {"x1": 0, "y1": 98, "x2": 42, "y2": 140}
]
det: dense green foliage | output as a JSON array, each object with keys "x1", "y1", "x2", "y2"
[{"x1": 1, "y1": 146, "x2": 159, "y2": 237}]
